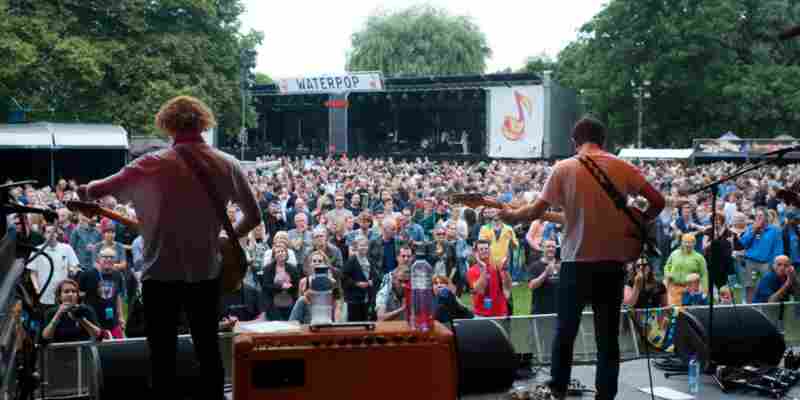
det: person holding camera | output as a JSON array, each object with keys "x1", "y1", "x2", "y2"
[
  {"x1": 42, "y1": 279, "x2": 102, "y2": 342},
  {"x1": 623, "y1": 259, "x2": 667, "y2": 309},
  {"x1": 433, "y1": 275, "x2": 473, "y2": 324}
]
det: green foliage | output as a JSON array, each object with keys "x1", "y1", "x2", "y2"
[
  {"x1": 555, "y1": 0, "x2": 800, "y2": 149},
  {"x1": 0, "y1": 0, "x2": 262, "y2": 137},
  {"x1": 254, "y1": 72, "x2": 272, "y2": 85},
  {"x1": 346, "y1": 5, "x2": 491, "y2": 76},
  {"x1": 519, "y1": 53, "x2": 557, "y2": 76}
]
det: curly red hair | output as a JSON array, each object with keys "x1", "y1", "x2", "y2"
[{"x1": 154, "y1": 95, "x2": 216, "y2": 136}]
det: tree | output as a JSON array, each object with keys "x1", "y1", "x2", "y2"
[
  {"x1": 519, "y1": 53, "x2": 557, "y2": 76},
  {"x1": 0, "y1": 0, "x2": 263, "y2": 137},
  {"x1": 346, "y1": 5, "x2": 491, "y2": 76},
  {"x1": 555, "y1": 0, "x2": 800, "y2": 148},
  {"x1": 254, "y1": 72, "x2": 272, "y2": 85}
]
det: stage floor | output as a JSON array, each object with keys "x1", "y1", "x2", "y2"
[{"x1": 465, "y1": 359, "x2": 800, "y2": 400}]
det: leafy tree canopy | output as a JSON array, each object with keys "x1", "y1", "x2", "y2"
[
  {"x1": 346, "y1": 5, "x2": 491, "y2": 77},
  {"x1": 0, "y1": 0, "x2": 263, "y2": 137},
  {"x1": 554, "y1": 0, "x2": 800, "y2": 149}
]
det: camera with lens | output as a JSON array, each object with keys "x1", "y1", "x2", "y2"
[{"x1": 67, "y1": 305, "x2": 88, "y2": 320}]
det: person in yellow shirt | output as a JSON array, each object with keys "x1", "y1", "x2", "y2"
[{"x1": 479, "y1": 207, "x2": 518, "y2": 278}]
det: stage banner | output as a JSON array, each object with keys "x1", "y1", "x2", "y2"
[
  {"x1": 277, "y1": 72, "x2": 384, "y2": 94},
  {"x1": 487, "y1": 85, "x2": 545, "y2": 158}
]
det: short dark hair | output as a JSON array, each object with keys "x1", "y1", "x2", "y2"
[{"x1": 571, "y1": 116, "x2": 606, "y2": 146}]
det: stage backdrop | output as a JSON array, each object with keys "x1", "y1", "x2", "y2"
[{"x1": 487, "y1": 85, "x2": 545, "y2": 158}]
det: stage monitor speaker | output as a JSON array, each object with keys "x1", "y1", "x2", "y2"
[
  {"x1": 452, "y1": 318, "x2": 516, "y2": 395},
  {"x1": 675, "y1": 306, "x2": 785, "y2": 368},
  {"x1": 233, "y1": 321, "x2": 458, "y2": 400}
]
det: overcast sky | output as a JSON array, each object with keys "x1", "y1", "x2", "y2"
[{"x1": 240, "y1": 1, "x2": 608, "y2": 79}]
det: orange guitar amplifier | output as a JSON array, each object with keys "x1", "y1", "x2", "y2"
[{"x1": 233, "y1": 321, "x2": 458, "y2": 400}]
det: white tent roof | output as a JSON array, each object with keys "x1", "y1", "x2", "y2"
[
  {"x1": 51, "y1": 123, "x2": 128, "y2": 149},
  {"x1": 0, "y1": 123, "x2": 54, "y2": 149},
  {"x1": 618, "y1": 148, "x2": 694, "y2": 159},
  {"x1": 0, "y1": 122, "x2": 129, "y2": 150}
]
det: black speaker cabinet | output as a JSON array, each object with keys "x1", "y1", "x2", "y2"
[
  {"x1": 675, "y1": 306, "x2": 785, "y2": 368},
  {"x1": 451, "y1": 318, "x2": 517, "y2": 395}
]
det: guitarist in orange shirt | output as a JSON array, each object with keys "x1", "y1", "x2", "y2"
[{"x1": 498, "y1": 117, "x2": 665, "y2": 400}]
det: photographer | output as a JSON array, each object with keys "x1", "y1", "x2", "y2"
[
  {"x1": 433, "y1": 275, "x2": 473, "y2": 324},
  {"x1": 623, "y1": 258, "x2": 667, "y2": 309},
  {"x1": 43, "y1": 279, "x2": 102, "y2": 342}
]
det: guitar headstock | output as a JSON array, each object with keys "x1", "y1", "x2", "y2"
[
  {"x1": 449, "y1": 193, "x2": 504, "y2": 210},
  {"x1": 65, "y1": 201, "x2": 102, "y2": 218}
]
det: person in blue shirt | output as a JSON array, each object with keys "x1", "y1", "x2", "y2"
[
  {"x1": 681, "y1": 273, "x2": 708, "y2": 306},
  {"x1": 740, "y1": 207, "x2": 783, "y2": 303},
  {"x1": 781, "y1": 208, "x2": 800, "y2": 267},
  {"x1": 753, "y1": 255, "x2": 799, "y2": 303}
]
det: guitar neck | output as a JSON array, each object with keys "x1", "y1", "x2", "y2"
[{"x1": 97, "y1": 209, "x2": 139, "y2": 231}]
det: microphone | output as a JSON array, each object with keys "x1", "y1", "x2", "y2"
[
  {"x1": 760, "y1": 145, "x2": 800, "y2": 157},
  {"x1": 2, "y1": 204, "x2": 58, "y2": 223},
  {"x1": 780, "y1": 25, "x2": 800, "y2": 40}
]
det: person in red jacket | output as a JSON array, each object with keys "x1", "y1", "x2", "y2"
[{"x1": 466, "y1": 239, "x2": 511, "y2": 317}]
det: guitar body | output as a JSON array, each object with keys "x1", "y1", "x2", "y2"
[
  {"x1": 67, "y1": 201, "x2": 247, "y2": 294},
  {"x1": 219, "y1": 238, "x2": 247, "y2": 293}
]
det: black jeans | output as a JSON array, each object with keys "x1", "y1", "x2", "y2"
[
  {"x1": 549, "y1": 261, "x2": 625, "y2": 400},
  {"x1": 143, "y1": 278, "x2": 224, "y2": 400}
]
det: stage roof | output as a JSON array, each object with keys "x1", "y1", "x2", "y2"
[
  {"x1": 250, "y1": 72, "x2": 543, "y2": 96},
  {"x1": 618, "y1": 148, "x2": 695, "y2": 159}
]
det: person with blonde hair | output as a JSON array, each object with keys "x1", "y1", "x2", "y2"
[{"x1": 77, "y1": 95, "x2": 261, "y2": 399}]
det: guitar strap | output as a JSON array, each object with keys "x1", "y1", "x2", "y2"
[
  {"x1": 577, "y1": 155, "x2": 650, "y2": 256},
  {"x1": 174, "y1": 146, "x2": 241, "y2": 257}
]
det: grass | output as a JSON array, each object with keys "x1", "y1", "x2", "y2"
[{"x1": 459, "y1": 284, "x2": 533, "y2": 315}]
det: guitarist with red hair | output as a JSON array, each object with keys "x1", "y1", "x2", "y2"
[
  {"x1": 77, "y1": 96, "x2": 261, "y2": 399},
  {"x1": 499, "y1": 116, "x2": 665, "y2": 400}
]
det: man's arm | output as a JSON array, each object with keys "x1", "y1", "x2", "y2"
[
  {"x1": 470, "y1": 265, "x2": 488, "y2": 293},
  {"x1": 377, "y1": 304, "x2": 406, "y2": 321},
  {"x1": 28, "y1": 270, "x2": 40, "y2": 294},
  {"x1": 499, "y1": 198, "x2": 551, "y2": 226}
]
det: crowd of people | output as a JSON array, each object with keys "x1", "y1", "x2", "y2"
[{"x1": 6, "y1": 155, "x2": 800, "y2": 342}]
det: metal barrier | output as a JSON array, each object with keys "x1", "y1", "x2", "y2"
[
  {"x1": 36, "y1": 302, "x2": 800, "y2": 399},
  {"x1": 38, "y1": 333, "x2": 235, "y2": 400},
  {"x1": 465, "y1": 302, "x2": 800, "y2": 365}
]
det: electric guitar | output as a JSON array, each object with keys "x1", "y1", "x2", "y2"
[
  {"x1": 65, "y1": 201, "x2": 247, "y2": 294},
  {"x1": 449, "y1": 193, "x2": 660, "y2": 261}
]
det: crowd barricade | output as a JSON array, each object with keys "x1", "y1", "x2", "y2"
[
  {"x1": 454, "y1": 302, "x2": 800, "y2": 365},
  {"x1": 37, "y1": 332, "x2": 236, "y2": 400},
  {"x1": 36, "y1": 303, "x2": 800, "y2": 399}
]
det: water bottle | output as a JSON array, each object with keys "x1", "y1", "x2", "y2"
[
  {"x1": 309, "y1": 266, "x2": 333, "y2": 324},
  {"x1": 688, "y1": 353, "x2": 699, "y2": 394},
  {"x1": 410, "y1": 260, "x2": 434, "y2": 332}
]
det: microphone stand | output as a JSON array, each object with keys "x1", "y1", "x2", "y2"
[{"x1": 687, "y1": 153, "x2": 789, "y2": 391}]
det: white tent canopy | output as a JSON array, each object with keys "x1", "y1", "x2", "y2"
[
  {"x1": 0, "y1": 123, "x2": 54, "y2": 149},
  {"x1": 51, "y1": 123, "x2": 128, "y2": 149},
  {"x1": 0, "y1": 122, "x2": 129, "y2": 149},
  {"x1": 618, "y1": 148, "x2": 694, "y2": 160}
]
